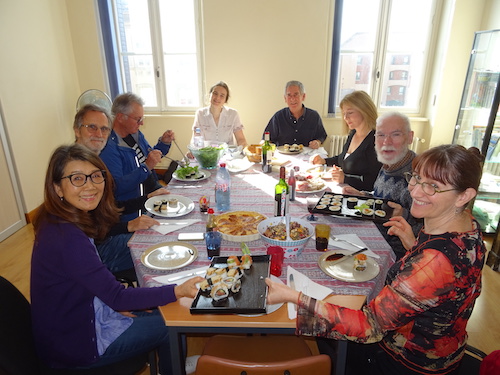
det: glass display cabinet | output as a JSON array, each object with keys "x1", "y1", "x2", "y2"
[{"x1": 452, "y1": 29, "x2": 500, "y2": 238}]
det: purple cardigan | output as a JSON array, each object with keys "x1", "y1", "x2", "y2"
[{"x1": 30, "y1": 219, "x2": 177, "y2": 368}]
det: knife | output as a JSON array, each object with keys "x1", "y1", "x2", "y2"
[
  {"x1": 167, "y1": 270, "x2": 206, "y2": 282},
  {"x1": 167, "y1": 185, "x2": 201, "y2": 188},
  {"x1": 327, "y1": 248, "x2": 368, "y2": 267},
  {"x1": 289, "y1": 273, "x2": 297, "y2": 311},
  {"x1": 158, "y1": 221, "x2": 191, "y2": 225}
]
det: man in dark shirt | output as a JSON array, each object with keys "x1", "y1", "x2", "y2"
[{"x1": 263, "y1": 81, "x2": 327, "y2": 148}]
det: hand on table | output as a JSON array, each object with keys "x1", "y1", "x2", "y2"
[
  {"x1": 311, "y1": 155, "x2": 326, "y2": 165},
  {"x1": 174, "y1": 276, "x2": 204, "y2": 299},
  {"x1": 127, "y1": 215, "x2": 160, "y2": 232},
  {"x1": 383, "y1": 216, "x2": 416, "y2": 251},
  {"x1": 308, "y1": 140, "x2": 321, "y2": 149},
  {"x1": 265, "y1": 278, "x2": 300, "y2": 306},
  {"x1": 342, "y1": 185, "x2": 362, "y2": 196},
  {"x1": 147, "y1": 187, "x2": 170, "y2": 199}
]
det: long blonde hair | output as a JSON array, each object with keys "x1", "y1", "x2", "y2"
[{"x1": 340, "y1": 91, "x2": 378, "y2": 131}]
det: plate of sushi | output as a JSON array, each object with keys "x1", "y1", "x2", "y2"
[
  {"x1": 144, "y1": 194, "x2": 195, "y2": 218},
  {"x1": 190, "y1": 254, "x2": 270, "y2": 314},
  {"x1": 318, "y1": 250, "x2": 380, "y2": 283},
  {"x1": 276, "y1": 144, "x2": 304, "y2": 154},
  {"x1": 172, "y1": 166, "x2": 211, "y2": 181}
]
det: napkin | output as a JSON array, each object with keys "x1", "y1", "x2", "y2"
[
  {"x1": 151, "y1": 219, "x2": 199, "y2": 235},
  {"x1": 287, "y1": 266, "x2": 333, "y2": 319},
  {"x1": 152, "y1": 266, "x2": 207, "y2": 285},
  {"x1": 327, "y1": 234, "x2": 380, "y2": 259},
  {"x1": 302, "y1": 146, "x2": 328, "y2": 157}
]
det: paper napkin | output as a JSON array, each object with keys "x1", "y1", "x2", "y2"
[
  {"x1": 152, "y1": 266, "x2": 207, "y2": 285},
  {"x1": 302, "y1": 146, "x2": 328, "y2": 157},
  {"x1": 151, "y1": 219, "x2": 199, "y2": 235},
  {"x1": 287, "y1": 266, "x2": 332, "y2": 320},
  {"x1": 327, "y1": 234, "x2": 379, "y2": 259}
]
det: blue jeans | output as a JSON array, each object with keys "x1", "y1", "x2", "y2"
[
  {"x1": 96, "y1": 233, "x2": 134, "y2": 273},
  {"x1": 83, "y1": 310, "x2": 173, "y2": 375}
]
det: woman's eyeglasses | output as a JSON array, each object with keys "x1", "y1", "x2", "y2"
[
  {"x1": 81, "y1": 124, "x2": 111, "y2": 134},
  {"x1": 61, "y1": 170, "x2": 106, "y2": 187},
  {"x1": 404, "y1": 172, "x2": 456, "y2": 196}
]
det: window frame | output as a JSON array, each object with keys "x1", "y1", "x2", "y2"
[
  {"x1": 98, "y1": 0, "x2": 204, "y2": 112},
  {"x1": 328, "y1": 0, "x2": 441, "y2": 116}
]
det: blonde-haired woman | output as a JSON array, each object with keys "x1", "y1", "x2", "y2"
[{"x1": 312, "y1": 90, "x2": 382, "y2": 191}]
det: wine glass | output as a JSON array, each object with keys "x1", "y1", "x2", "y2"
[{"x1": 306, "y1": 196, "x2": 319, "y2": 221}]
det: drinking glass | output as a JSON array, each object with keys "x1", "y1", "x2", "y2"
[
  {"x1": 205, "y1": 231, "x2": 222, "y2": 259},
  {"x1": 306, "y1": 196, "x2": 319, "y2": 221},
  {"x1": 266, "y1": 246, "x2": 284, "y2": 277},
  {"x1": 315, "y1": 224, "x2": 331, "y2": 251}
]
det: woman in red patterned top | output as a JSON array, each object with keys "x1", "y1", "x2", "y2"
[{"x1": 266, "y1": 144, "x2": 486, "y2": 374}]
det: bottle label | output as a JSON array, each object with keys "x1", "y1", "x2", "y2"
[{"x1": 216, "y1": 183, "x2": 229, "y2": 192}]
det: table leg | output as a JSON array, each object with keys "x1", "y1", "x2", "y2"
[
  {"x1": 335, "y1": 340, "x2": 347, "y2": 375},
  {"x1": 168, "y1": 327, "x2": 186, "y2": 375}
]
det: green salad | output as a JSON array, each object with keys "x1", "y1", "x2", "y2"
[
  {"x1": 193, "y1": 146, "x2": 224, "y2": 168},
  {"x1": 176, "y1": 165, "x2": 199, "y2": 179}
]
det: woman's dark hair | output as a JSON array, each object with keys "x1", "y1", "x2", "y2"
[
  {"x1": 33, "y1": 144, "x2": 120, "y2": 239},
  {"x1": 412, "y1": 144, "x2": 484, "y2": 193},
  {"x1": 209, "y1": 81, "x2": 230, "y2": 103}
]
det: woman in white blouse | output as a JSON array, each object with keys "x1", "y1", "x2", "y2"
[{"x1": 191, "y1": 81, "x2": 247, "y2": 148}]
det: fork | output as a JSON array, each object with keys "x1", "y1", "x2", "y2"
[{"x1": 329, "y1": 235, "x2": 367, "y2": 250}]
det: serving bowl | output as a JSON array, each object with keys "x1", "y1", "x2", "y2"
[
  {"x1": 257, "y1": 217, "x2": 313, "y2": 258},
  {"x1": 187, "y1": 141, "x2": 228, "y2": 169}
]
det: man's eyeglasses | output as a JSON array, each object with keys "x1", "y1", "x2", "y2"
[
  {"x1": 375, "y1": 131, "x2": 405, "y2": 141},
  {"x1": 404, "y1": 172, "x2": 456, "y2": 196},
  {"x1": 61, "y1": 170, "x2": 106, "y2": 187},
  {"x1": 124, "y1": 113, "x2": 144, "y2": 124},
  {"x1": 81, "y1": 124, "x2": 111, "y2": 134}
]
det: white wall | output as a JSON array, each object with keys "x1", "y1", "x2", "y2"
[{"x1": 1, "y1": 0, "x2": 500, "y2": 216}]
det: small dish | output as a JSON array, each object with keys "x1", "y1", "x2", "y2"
[
  {"x1": 141, "y1": 242, "x2": 198, "y2": 270},
  {"x1": 172, "y1": 170, "x2": 211, "y2": 182}
]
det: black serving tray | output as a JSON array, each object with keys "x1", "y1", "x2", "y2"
[
  {"x1": 190, "y1": 255, "x2": 270, "y2": 314},
  {"x1": 312, "y1": 193, "x2": 393, "y2": 223}
]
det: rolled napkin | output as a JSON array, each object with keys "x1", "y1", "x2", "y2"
[
  {"x1": 287, "y1": 266, "x2": 332, "y2": 320},
  {"x1": 151, "y1": 219, "x2": 199, "y2": 235}
]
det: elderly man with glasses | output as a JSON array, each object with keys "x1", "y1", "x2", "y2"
[
  {"x1": 342, "y1": 111, "x2": 423, "y2": 260},
  {"x1": 100, "y1": 92, "x2": 175, "y2": 221},
  {"x1": 74, "y1": 103, "x2": 168, "y2": 275}
]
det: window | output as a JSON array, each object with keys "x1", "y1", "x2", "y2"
[
  {"x1": 99, "y1": 0, "x2": 202, "y2": 111},
  {"x1": 328, "y1": 0, "x2": 438, "y2": 114}
]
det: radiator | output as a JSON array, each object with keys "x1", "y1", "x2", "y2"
[
  {"x1": 411, "y1": 137, "x2": 426, "y2": 153},
  {"x1": 329, "y1": 134, "x2": 349, "y2": 156}
]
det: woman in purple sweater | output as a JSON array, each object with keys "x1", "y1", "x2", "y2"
[{"x1": 30, "y1": 144, "x2": 202, "y2": 374}]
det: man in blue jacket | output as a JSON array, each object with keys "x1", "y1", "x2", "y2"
[{"x1": 100, "y1": 92, "x2": 175, "y2": 221}]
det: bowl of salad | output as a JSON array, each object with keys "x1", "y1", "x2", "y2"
[
  {"x1": 257, "y1": 217, "x2": 313, "y2": 258},
  {"x1": 187, "y1": 141, "x2": 228, "y2": 169}
]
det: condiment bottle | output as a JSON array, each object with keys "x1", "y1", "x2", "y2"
[
  {"x1": 274, "y1": 166, "x2": 289, "y2": 216},
  {"x1": 206, "y1": 208, "x2": 216, "y2": 232},
  {"x1": 288, "y1": 168, "x2": 296, "y2": 201}
]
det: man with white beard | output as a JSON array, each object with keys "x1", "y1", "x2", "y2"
[{"x1": 343, "y1": 112, "x2": 421, "y2": 259}]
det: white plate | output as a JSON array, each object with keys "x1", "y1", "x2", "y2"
[
  {"x1": 226, "y1": 158, "x2": 254, "y2": 173},
  {"x1": 172, "y1": 170, "x2": 211, "y2": 182},
  {"x1": 238, "y1": 275, "x2": 284, "y2": 317},
  {"x1": 306, "y1": 166, "x2": 334, "y2": 180},
  {"x1": 276, "y1": 145, "x2": 303, "y2": 155},
  {"x1": 145, "y1": 194, "x2": 195, "y2": 218},
  {"x1": 318, "y1": 250, "x2": 380, "y2": 282},
  {"x1": 141, "y1": 242, "x2": 198, "y2": 270},
  {"x1": 296, "y1": 185, "x2": 327, "y2": 194}
]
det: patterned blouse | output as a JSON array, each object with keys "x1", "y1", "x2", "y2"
[{"x1": 296, "y1": 218, "x2": 486, "y2": 374}]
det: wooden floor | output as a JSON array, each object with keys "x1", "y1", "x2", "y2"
[{"x1": 1, "y1": 224, "x2": 499, "y2": 373}]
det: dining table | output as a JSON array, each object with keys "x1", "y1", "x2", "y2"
[{"x1": 129, "y1": 150, "x2": 396, "y2": 375}]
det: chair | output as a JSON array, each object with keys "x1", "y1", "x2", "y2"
[
  {"x1": 194, "y1": 335, "x2": 331, "y2": 375},
  {"x1": 113, "y1": 267, "x2": 138, "y2": 289},
  {"x1": 0, "y1": 275, "x2": 154, "y2": 375},
  {"x1": 458, "y1": 344, "x2": 488, "y2": 375}
]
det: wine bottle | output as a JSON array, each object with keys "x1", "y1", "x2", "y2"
[
  {"x1": 274, "y1": 166, "x2": 289, "y2": 216},
  {"x1": 262, "y1": 131, "x2": 273, "y2": 173},
  {"x1": 288, "y1": 168, "x2": 296, "y2": 201}
]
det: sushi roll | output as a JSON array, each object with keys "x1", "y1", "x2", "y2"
[
  {"x1": 227, "y1": 255, "x2": 241, "y2": 268},
  {"x1": 333, "y1": 195, "x2": 344, "y2": 201},
  {"x1": 362, "y1": 208, "x2": 374, "y2": 217},
  {"x1": 375, "y1": 210, "x2": 386, "y2": 218},
  {"x1": 284, "y1": 144, "x2": 290, "y2": 151},
  {"x1": 168, "y1": 198, "x2": 179, "y2": 208},
  {"x1": 230, "y1": 279, "x2": 242, "y2": 294},
  {"x1": 329, "y1": 205, "x2": 341, "y2": 213},
  {"x1": 347, "y1": 197, "x2": 358, "y2": 209},
  {"x1": 354, "y1": 254, "x2": 367, "y2": 272},
  {"x1": 316, "y1": 204, "x2": 327, "y2": 210},
  {"x1": 160, "y1": 200, "x2": 168, "y2": 212},
  {"x1": 240, "y1": 254, "x2": 253, "y2": 270},
  {"x1": 222, "y1": 276, "x2": 237, "y2": 288},
  {"x1": 227, "y1": 267, "x2": 243, "y2": 279},
  {"x1": 211, "y1": 283, "x2": 229, "y2": 304},
  {"x1": 199, "y1": 279, "x2": 212, "y2": 295},
  {"x1": 153, "y1": 200, "x2": 162, "y2": 212},
  {"x1": 374, "y1": 199, "x2": 384, "y2": 210},
  {"x1": 365, "y1": 199, "x2": 374, "y2": 207},
  {"x1": 206, "y1": 267, "x2": 217, "y2": 277},
  {"x1": 215, "y1": 267, "x2": 228, "y2": 278}
]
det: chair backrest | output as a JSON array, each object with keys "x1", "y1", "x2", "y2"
[
  {"x1": 195, "y1": 354, "x2": 331, "y2": 375},
  {"x1": 0, "y1": 276, "x2": 41, "y2": 375}
]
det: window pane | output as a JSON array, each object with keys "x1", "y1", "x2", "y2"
[
  {"x1": 159, "y1": 0, "x2": 200, "y2": 108},
  {"x1": 380, "y1": 0, "x2": 434, "y2": 109},
  {"x1": 337, "y1": 0, "x2": 380, "y2": 106},
  {"x1": 115, "y1": 0, "x2": 157, "y2": 106}
]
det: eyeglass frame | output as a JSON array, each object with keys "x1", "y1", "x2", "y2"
[
  {"x1": 375, "y1": 131, "x2": 407, "y2": 141},
  {"x1": 404, "y1": 172, "x2": 456, "y2": 196},
  {"x1": 80, "y1": 124, "x2": 111, "y2": 134},
  {"x1": 122, "y1": 113, "x2": 144, "y2": 124},
  {"x1": 61, "y1": 170, "x2": 107, "y2": 187}
]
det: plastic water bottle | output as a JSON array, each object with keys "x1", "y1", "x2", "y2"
[
  {"x1": 193, "y1": 127, "x2": 204, "y2": 148},
  {"x1": 215, "y1": 163, "x2": 231, "y2": 212}
]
